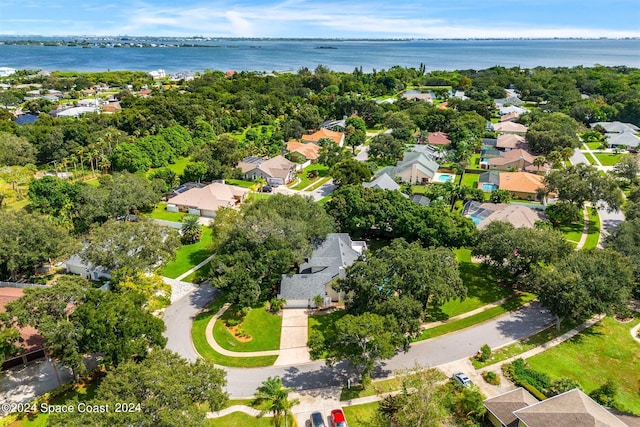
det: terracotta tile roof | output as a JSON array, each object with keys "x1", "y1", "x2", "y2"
[
  {"x1": 302, "y1": 128, "x2": 345, "y2": 145},
  {"x1": 286, "y1": 140, "x2": 321, "y2": 160},
  {"x1": 501, "y1": 112, "x2": 521, "y2": 122},
  {"x1": 427, "y1": 132, "x2": 451, "y2": 145},
  {"x1": 0, "y1": 287, "x2": 45, "y2": 352},
  {"x1": 499, "y1": 172, "x2": 545, "y2": 194}
]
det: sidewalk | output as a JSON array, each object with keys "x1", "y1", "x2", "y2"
[
  {"x1": 574, "y1": 207, "x2": 590, "y2": 250},
  {"x1": 420, "y1": 295, "x2": 513, "y2": 330}
]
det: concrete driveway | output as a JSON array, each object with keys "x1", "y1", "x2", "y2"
[{"x1": 274, "y1": 309, "x2": 311, "y2": 366}]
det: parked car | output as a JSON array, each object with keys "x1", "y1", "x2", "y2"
[
  {"x1": 310, "y1": 411, "x2": 327, "y2": 427},
  {"x1": 262, "y1": 185, "x2": 272, "y2": 193},
  {"x1": 329, "y1": 408, "x2": 348, "y2": 427},
  {"x1": 453, "y1": 372, "x2": 472, "y2": 387}
]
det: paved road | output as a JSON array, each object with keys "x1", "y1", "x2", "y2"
[
  {"x1": 570, "y1": 147, "x2": 589, "y2": 165},
  {"x1": 308, "y1": 179, "x2": 336, "y2": 201},
  {"x1": 163, "y1": 284, "x2": 218, "y2": 362},
  {"x1": 597, "y1": 202, "x2": 625, "y2": 247},
  {"x1": 163, "y1": 288, "x2": 555, "y2": 397}
]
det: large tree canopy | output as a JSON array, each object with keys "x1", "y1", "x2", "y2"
[
  {"x1": 0, "y1": 211, "x2": 77, "y2": 281},
  {"x1": 48, "y1": 350, "x2": 228, "y2": 427},
  {"x1": 531, "y1": 249, "x2": 634, "y2": 328},
  {"x1": 80, "y1": 219, "x2": 180, "y2": 272},
  {"x1": 339, "y1": 239, "x2": 464, "y2": 338},
  {"x1": 525, "y1": 113, "x2": 580, "y2": 155},
  {"x1": 542, "y1": 164, "x2": 623, "y2": 211},
  {"x1": 327, "y1": 185, "x2": 477, "y2": 247},
  {"x1": 472, "y1": 221, "x2": 572, "y2": 280},
  {"x1": 210, "y1": 194, "x2": 335, "y2": 307}
]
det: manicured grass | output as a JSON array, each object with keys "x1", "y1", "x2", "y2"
[
  {"x1": 342, "y1": 402, "x2": 379, "y2": 426},
  {"x1": 246, "y1": 193, "x2": 272, "y2": 202},
  {"x1": 214, "y1": 303, "x2": 282, "y2": 352},
  {"x1": 584, "y1": 142, "x2": 603, "y2": 150},
  {"x1": 593, "y1": 152, "x2": 624, "y2": 166},
  {"x1": 411, "y1": 185, "x2": 427, "y2": 195},
  {"x1": 468, "y1": 154, "x2": 483, "y2": 170},
  {"x1": 582, "y1": 209, "x2": 600, "y2": 250},
  {"x1": 461, "y1": 173, "x2": 479, "y2": 189},
  {"x1": 470, "y1": 319, "x2": 580, "y2": 369},
  {"x1": 559, "y1": 220, "x2": 584, "y2": 244},
  {"x1": 205, "y1": 412, "x2": 291, "y2": 427},
  {"x1": 182, "y1": 262, "x2": 211, "y2": 284},
  {"x1": 317, "y1": 195, "x2": 332, "y2": 205},
  {"x1": 291, "y1": 164, "x2": 329, "y2": 190},
  {"x1": 585, "y1": 152, "x2": 599, "y2": 165},
  {"x1": 416, "y1": 292, "x2": 537, "y2": 341},
  {"x1": 428, "y1": 249, "x2": 512, "y2": 321},
  {"x1": 161, "y1": 227, "x2": 213, "y2": 279},
  {"x1": 527, "y1": 316, "x2": 640, "y2": 415},
  {"x1": 192, "y1": 296, "x2": 278, "y2": 367},
  {"x1": 340, "y1": 377, "x2": 403, "y2": 400},
  {"x1": 84, "y1": 178, "x2": 101, "y2": 186},
  {"x1": 146, "y1": 202, "x2": 187, "y2": 222},
  {"x1": 226, "y1": 179, "x2": 257, "y2": 189},
  {"x1": 306, "y1": 176, "x2": 331, "y2": 191}
]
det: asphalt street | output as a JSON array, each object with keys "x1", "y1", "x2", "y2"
[{"x1": 163, "y1": 288, "x2": 555, "y2": 397}]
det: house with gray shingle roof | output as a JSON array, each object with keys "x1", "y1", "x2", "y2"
[
  {"x1": 590, "y1": 121, "x2": 640, "y2": 150},
  {"x1": 278, "y1": 233, "x2": 366, "y2": 308},
  {"x1": 363, "y1": 173, "x2": 401, "y2": 191},
  {"x1": 376, "y1": 151, "x2": 440, "y2": 184}
]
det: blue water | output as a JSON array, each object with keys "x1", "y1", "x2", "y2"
[
  {"x1": 438, "y1": 174, "x2": 453, "y2": 183},
  {"x1": 469, "y1": 215, "x2": 482, "y2": 226},
  {"x1": 0, "y1": 38, "x2": 638, "y2": 73},
  {"x1": 481, "y1": 183, "x2": 498, "y2": 192}
]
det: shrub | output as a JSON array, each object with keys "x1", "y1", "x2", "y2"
[
  {"x1": 482, "y1": 371, "x2": 501, "y2": 385},
  {"x1": 269, "y1": 297, "x2": 286, "y2": 313},
  {"x1": 307, "y1": 170, "x2": 318, "y2": 179},
  {"x1": 225, "y1": 318, "x2": 240, "y2": 328},
  {"x1": 521, "y1": 381, "x2": 548, "y2": 401},
  {"x1": 590, "y1": 380, "x2": 618, "y2": 407},
  {"x1": 549, "y1": 378, "x2": 581, "y2": 396},
  {"x1": 478, "y1": 344, "x2": 491, "y2": 362},
  {"x1": 235, "y1": 326, "x2": 250, "y2": 338}
]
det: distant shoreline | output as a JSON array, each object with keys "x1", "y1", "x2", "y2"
[{"x1": 1, "y1": 36, "x2": 639, "y2": 42}]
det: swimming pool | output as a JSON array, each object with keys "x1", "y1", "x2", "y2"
[
  {"x1": 468, "y1": 215, "x2": 482, "y2": 225},
  {"x1": 481, "y1": 183, "x2": 498, "y2": 192},
  {"x1": 438, "y1": 174, "x2": 453, "y2": 183}
]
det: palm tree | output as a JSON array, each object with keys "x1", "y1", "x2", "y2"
[
  {"x1": 254, "y1": 376, "x2": 299, "y2": 427},
  {"x1": 98, "y1": 154, "x2": 111, "y2": 173},
  {"x1": 181, "y1": 215, "x2": 203, "y2": 244},
  {"x1": 546, "y1": 151, "x2": 563, "y2": 168},
  {"x1": 560, "y1": 147, "x2": 574, "y2": 163},
  {"x1": 533, "y1": 156, "x2": 546, "y2": 172},
  {"x1": 68, "y1": 154, "x2": 79, "y2": 180},
  {"x1": 255, "y1": 176, "x2": 267, "y2": 192}
]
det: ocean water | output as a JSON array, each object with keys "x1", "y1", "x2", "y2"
[{"x1": 0, "y1": 38, "x2": 638, "y2": 73}]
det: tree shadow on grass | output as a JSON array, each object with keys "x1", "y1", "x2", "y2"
[{"x1": 187, "y1": 248, "x2": 211, "y2": 266}]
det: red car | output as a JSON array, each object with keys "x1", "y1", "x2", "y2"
[{"x1": 330, "y1": 409, "x2": 348, "y2": 427}]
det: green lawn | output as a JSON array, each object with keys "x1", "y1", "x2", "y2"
[
  {"x1": 308, "y1": 310, "x2": 348, "y2": 359},
  {"x1": 585, "y1": 152, "x2": 598, "y2": 165},
  {"x1": 161, "y1": 227, "x2": 213, "y2": 279},
  {"x1": 226, "y1": 179, "x2": 257, "y2": 189},
  {"x1": 306, "y1": 176, "x2": 332, "y2": 191},
  {"x1": 527, "y1": 316, "x2": 640, "y2": 415},
  {"x1": 411, "y1": 185, "x2": 427, "y2": 195},
  {"x1": 342, "y1": 402, "x2": 379, "y2": 427},
  {"x1": 428, "y1": 249, "x2": 512, "y2": 321},
  {"x1": 582, "y1": 209, "x2": 600, "y2": 250},
  {"x1": 468, "y1": 154, "x2": 483, "y2": 170},
  {"x1": 471, "y1": 319, "x2": 580, "y2": 369},
  {"x1": 340, "y1": 377, "x2": 403, "y2": 400},
  {"x1": 146, "y1": 156, "x2": 191, "y2": 177},
  {"x1": 214, "y1": 303, "x2": 282, "y2": 352},
  {"x1": 246, "y1": 193, "x2": 272, "y2": 202},
  {"x1": 182, "y1": 262, "x2": 211, "y2": 284},
  {"x1": 146, "y1": 203, "x2": 187, "y2": 222},
  {"x1": 192, "y1": 296, "x2": 278, "y2": 367},
  {"x1": 205, "y1": 412, "x2": 292, "y2": 427},
  {"x1": 416, "y1": 292, "x2": 537, "y2": 341},
  {"x1": 584, "y1": 142, "x2": 603, "y2": 150},
  {"x1": 559, "y1": 219, "x2": 584, "y2": 244},
  {"x1": 461, "y1": 173, "x2": 479, "y2": 189},
  {"x1": 292, "y1": 164, "x2": 330, "y2": 190},
  {"x1": 593, "y1": 152, "x2": 624, "y2": 166}
]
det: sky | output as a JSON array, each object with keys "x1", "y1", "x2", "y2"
[{"x1": 1, "y1": 0, "x2": 640, "y2": 38}]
